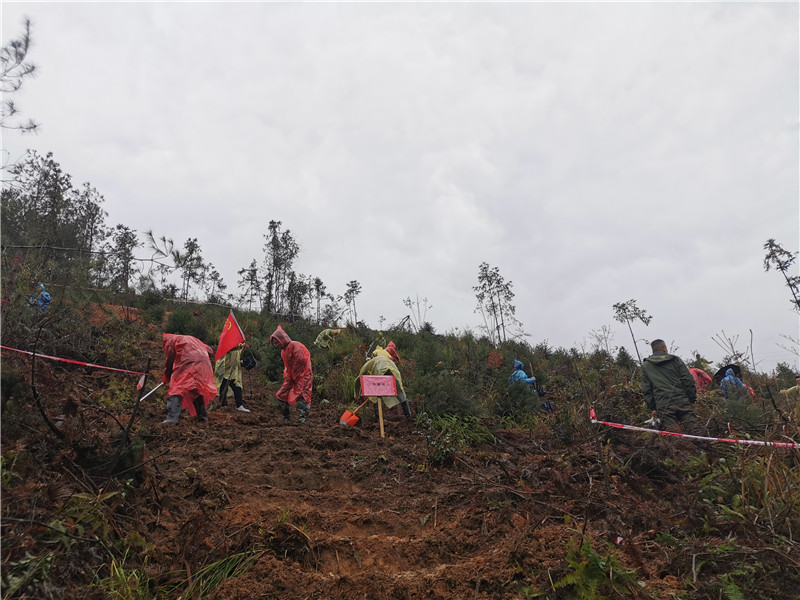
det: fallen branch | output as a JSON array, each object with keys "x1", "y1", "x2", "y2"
[
  {"x1": 107, "y1": 358, "x2": 153, "y2": 475},
  {"x1": 30, "y1": 320, "x2": 65, "y2": 440}
]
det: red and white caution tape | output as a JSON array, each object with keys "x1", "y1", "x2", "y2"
[
  {"x1": 1, "y1": 345, "x2": 143, "y2": 376},
  {"x1": 589, "y1": 408, "x2": 800, "y2": 449}
]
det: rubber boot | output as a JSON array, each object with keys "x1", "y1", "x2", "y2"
[
  {"x1": 297, "y1": 399, "x2": 310, "y2": 423},
  {"x1": 194, "y1": 397, "x2": 208, "y2": 422},
  {"x1": 279, "y1": 400, "x2": 290, "y2": 422},
  {"x1": 161, "y1": 396, "x2": 181, "y2": 424},
  {"x1": 400, "y1": 400, "x2": 412, "y2": 420}
]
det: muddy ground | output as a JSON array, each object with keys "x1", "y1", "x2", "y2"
[{"x1": 2, "y1": 349, "x2": 798, "y2": 600}]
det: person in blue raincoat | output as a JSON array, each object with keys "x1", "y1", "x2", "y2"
[
  {"x1": 720, "y1": 368, "x2": 746, "y2": 400},
  {"x1": 509, "y1": 360, "x2": 553, "y2": 411},
  {"x1": 509, "y1": 360, "x2": 536, "y2": 386},
  {"x1": 29, "y1": 283, "x2": 51, "y2": 313}
]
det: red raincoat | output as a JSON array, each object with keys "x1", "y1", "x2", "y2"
[
  {"x1": 386, "y1": 341, "x2": 400, "y2": 363},
  {"x1": 270, "y1": 326, "x2": 312, "y2": 406},
  {"x1": 689, "y1": 368, "x2": 712, "y2": 392},
  {"x1": 163, "y1": 333, "x2": 217, "y2": 416}
]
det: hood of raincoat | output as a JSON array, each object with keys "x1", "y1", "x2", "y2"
[
  {"x1": 372, "y1": 346, "x2": 392, "y2": 360},
  {"x1": 513, "y1": 359, "x2": 524, "y2": 371},
  {"x1": 386, "y1": 341, "x2": 400, "y2": 362},
  {"x1": 270, "y1": 325, "x2": 292, "y2": 348},
  {"x1": 721, "y1": 369, "x2": 744, "y2": 387}
]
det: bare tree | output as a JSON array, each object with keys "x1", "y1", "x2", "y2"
[
  {"x1": 237, "y1": 259, "x2": 262, "y2": 312},
  {"x1": 711, "y1": 329, "x2": 758, "y2": 372},
  {"x1": 474, "y1": 262, "x2": 520, "y2": 345},
  {"x1": 102, "y1": 225, "x2": 141, "y2": 294},
  {"x1": 203, "y1": 263, "x2": 227, "y2": 303},
  {"x1": 612, "y1": 299, "x2": 652, "y2": 365},
  {"x1": 313, "y1": 277, "x2": 326, "y2": 323},
  {"x1": 172, "y1": 238, "x2": 205, "y2": 302},
  {"x1": 286, "y1": 272, "x2": 313, "y2": 317},
  {"x1": 143, "y1": 229, "x2": 178, "y2": 296},
  {"x1": 344, "y1": 280, "x2": 362, "y2": 325},
  {"x1": 403, "y1": 294, "x2": 433, "y2": 332},
  {"x1": 777, "y1": 334, "x2": 799, "y2": 358},
  {"x1": 263, "y1": 220, "x2": 299, "y2": 314},
  {"x1": 588, "y1": 324, "x2": 614, "y2": 355}
]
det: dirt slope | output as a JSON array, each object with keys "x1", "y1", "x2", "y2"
[
  {"x1": 3, "y1": 348, "x2": 798, "y2": 600},
  {"x1": 133, "y1": 395, "x2": 687, "y2": 600}
]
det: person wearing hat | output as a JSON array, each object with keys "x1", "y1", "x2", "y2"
[
  {"x1": 270, "y1": 325, "x2": 313, "y2": 423},
  {"x1": 641, "y1": 339, "x2": 703, "y2": 435}
]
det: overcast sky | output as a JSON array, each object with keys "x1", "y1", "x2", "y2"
[{"x1": 2, "y1": 2, "x2": 798, "y2": 372}]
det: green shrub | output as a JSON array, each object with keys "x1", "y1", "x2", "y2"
[
  {"x1": 413, "y1": 332, "x2": 444, "y2": 376},
  {"x1": 165, "y1": 308, "x2": 208, "y2": 341},
  {"x1": 493, "y1": 382, "x2": 537, "y2": 420},
  {"x1": 413, "y1": 370, "x2": 482, "y2": 418},
  {"x1": 551, "y1": 537, "x2": 638, "y2": 599},
  {"x1": 420, "y1": 413, "x2": 495, "y2": 466},
  {"x1": 133, "y1": 289, "x2": 166, "y2": 325}
]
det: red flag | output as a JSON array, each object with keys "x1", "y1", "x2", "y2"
[{"x1": 215, "y1": 311, "x2": 246, "y2": 362}]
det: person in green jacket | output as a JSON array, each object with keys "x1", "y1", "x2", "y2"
[{"x1": 641, "y1": 339, "x2": 702, "y2": 435}]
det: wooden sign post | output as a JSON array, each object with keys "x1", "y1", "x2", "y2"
[{"x1": 359, "y1": 375, "x2": 397, "y2": 439}]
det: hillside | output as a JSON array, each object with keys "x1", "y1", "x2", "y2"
[{"x1": 1, "y1": 314, "x2": 799, "y2": 600}]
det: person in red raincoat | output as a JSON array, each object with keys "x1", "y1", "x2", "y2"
[
  {"x1": 385, "y1": 341, "x2": 400, "y2": 363},
  {"x1": 689, "y1": 368, "x2": 713, "y2": 393},
  {"x1": 161, "y1": 333, "x2": 217, "y2": 424},
  {"x1": 269, "y1": 325, "x2": 313, "y2": 423}
]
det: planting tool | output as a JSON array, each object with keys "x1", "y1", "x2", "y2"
[
  {"x1": 339, "y1": 398, "x2": 371, "y2": 427},
  {"x1": 139, "y1": 382, "x2": 164, "y2": 403}
]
